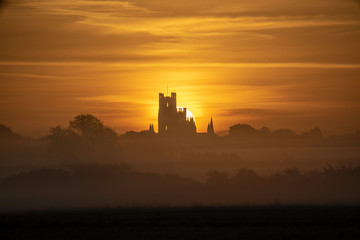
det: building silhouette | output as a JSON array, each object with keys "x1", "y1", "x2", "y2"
[
  {"x1": 149, "y1": 123, "x2": 155, "y2": 133},
  {"x1": 158, "y1": 92, "x2": 196, "y2": 136},
  {"x1": 207, "y1": 117, "x2": 215, "y2": 135}
]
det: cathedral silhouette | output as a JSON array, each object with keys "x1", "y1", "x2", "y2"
[{"x1": 156, "y1": 92, "x2": 214, "y2": 136}]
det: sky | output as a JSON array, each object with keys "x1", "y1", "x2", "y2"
[{"x1": 0, "y1": 0, "x2": 360, "y2": 137}]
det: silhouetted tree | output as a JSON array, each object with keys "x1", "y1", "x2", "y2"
[
  {"x1": 272, "y1": 129, "x2": 295, "y2": 138},
  {"x1": 310, "y1": 127, "x2": 322, "y2": 137},
  {"x1": 232, "y1": 168, "x2": 259, "y2": 181},
  {"x1": 69, "y1": 114, "x2": 117, "y2": 139},
  {"x1": 229, "y1": 124, "x2": 258, "y2": 137},
  {"x1": 48, "y1": 114, "x2": 121, "y2": 163},
  {"x1": 48, "y1": 125, "x2": 82, "y2": 161},
  {"x1": 206, "y1": 170, "x2": 229, "y2": 185},
  {"x1": 0, "y1": 124, "x2": 21, "y2": 141},
  {"x1": 260, "y1": 126, "x2": 270, "y2": 134}
]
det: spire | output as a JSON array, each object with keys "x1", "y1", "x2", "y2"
[
  {"x1": 207, "y1": 117, "x2": 215, "y2": 135},
  {"x1": 149, "y1": 123, "x2": 155, "y2": 133}
]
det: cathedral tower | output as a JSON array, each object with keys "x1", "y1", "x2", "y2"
[{"x1": 158, "y1": 92, "x2": 196, "y2": 135}]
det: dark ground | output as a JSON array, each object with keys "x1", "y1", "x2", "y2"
[{"x1": 1, "y1": 206, "x2": 360, "y2": 240}]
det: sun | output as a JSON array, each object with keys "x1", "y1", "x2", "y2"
[
  {"x1": 177, "y1": 107, "x2": 195, "y2": 122},
  {"x1": 186, "y1": 109, "x2": 196, "y2": 122}
]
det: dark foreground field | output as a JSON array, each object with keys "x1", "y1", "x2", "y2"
[{"x1": 1, "y1": 206, "x2": 360, "y2": 240}]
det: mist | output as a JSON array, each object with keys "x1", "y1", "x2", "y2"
[{"x1": 1, "y1": 113, "x2": 359, "y2": 211}]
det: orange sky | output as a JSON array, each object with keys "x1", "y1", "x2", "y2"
[{"x1": 0, "y1": 0, "x2": 360, "y2": 137}]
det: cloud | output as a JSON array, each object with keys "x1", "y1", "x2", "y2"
[
  {"x1": 126, "y1": 0, "x2": 359, "y2": 17},
  {"x1": 1, "y1": 0, "x2": 359, "y2": 65},
  {"x1": 73, "y1": 95, "x2": 140, "y2": 104},
  {"x1": 0, "y1": 5, "x2": 178, "y2": 62},
  {"x1": 221, "y1": 108, "x2": 291, "y2": 118},
  {"x1": 0, "y1": 72, "x2": 81, "y2": 79}
]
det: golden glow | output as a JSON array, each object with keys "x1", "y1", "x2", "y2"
[{"x1": 0, "y1": 0, "x2": 360, "y2": 136}]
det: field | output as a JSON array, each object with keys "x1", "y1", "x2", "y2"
[{"x1": 1, "y1": 206, "x2": 360, "y2": 239}]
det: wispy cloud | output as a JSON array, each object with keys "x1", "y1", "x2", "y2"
[
  {"x1": 2, "y1": 0, "x2": 360, "y2": 64},
  {"x1": 221, "y1": 108, "x2": 291, "y2": 117},
  {"x1": 0, "y1": 72, "x2": 81, "y2": 79},
  {"x1": 1, "y1": 61, "x2": 360, "y2": 69}
]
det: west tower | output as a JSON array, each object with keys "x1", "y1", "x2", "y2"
[{"x1": 158, "y1": 92, "x2": 196, "y2": 136}]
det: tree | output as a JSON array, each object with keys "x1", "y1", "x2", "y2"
[
  {"x1": 310, "y1": 127, "x2": 323, "y2": 138},
  {"x1": 48, "y1": 114, "x2": 121, "y2": 163},
  {"x1": 229, "y1": 124, "x2": 258, "y2": 137},
  {"x1": 69, "y1": 114, "x2": 116, "y2": 138},
  {"x1": 206, "y1": 170, "x2": 229, "y2": 185}
]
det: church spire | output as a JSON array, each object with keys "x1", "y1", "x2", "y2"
[
  {"x1": 149, "y1": 123, "x2": 155, "y2": 133},
  {"x1": 207, "y1": 117, "x2": 215, "y2": 135}
]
